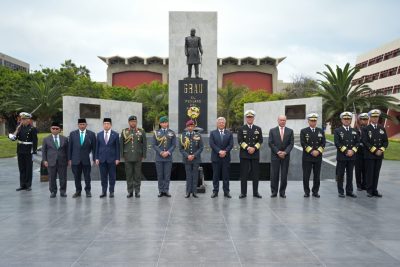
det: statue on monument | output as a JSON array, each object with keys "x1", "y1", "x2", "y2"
[{"x1": 185, "y1": 28, "x2": 203, "y2": 79}]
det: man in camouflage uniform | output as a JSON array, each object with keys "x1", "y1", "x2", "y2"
[{"x1": 120, "y1": 115, "x2": 147, "y2": 198}]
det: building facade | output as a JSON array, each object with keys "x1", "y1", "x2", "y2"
[
  {"x1": 352, "y1": 39, "x2": 400, "y2": 137},
  {"x1": 99, "y1": 55, "x2": 285, "y2": 93},
  {"x1": 0, "y1": 53, "x2": 29, "y2": 72}
]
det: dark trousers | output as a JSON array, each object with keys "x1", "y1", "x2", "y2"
[
  {"x1": 336, "y1": 160, "x2": 355, "y2": 194},
  {"x1": 17, "y1": 153, "x2": 33, "y2": 188},
  {"x1": 188, "y1": 64, "x2": 199, "y2": 77},
  {"x1": 302, "y1": 160, "x2": 321, "y2": 194},
  {"x1": 48, "y1": 162, "x2": 67, "y2": 194},
  {"x1": 365, "y1": 159, "x2": 382, "y2": 195},
  {"x1": 72, "y1": 163, "x2": 91, "y2": 193},
  {"x1": 156, "y1": 161, "x2": 172, "y2": 193},
  {"x1": 99, "y1": 162, "x2": 116, "y2": 193},
  {"x1": 240, "y1": 158, "x2": 259, "y2": 195},
  {"x1": 125, "y1": 161, "x2": 142, "y2": 193},
  {"x1": 212, "y1": 160, "x2": 230, "y2": 193},
  {"x1": 355, "y1": 156, "x2": 367, "y2": 189},
  {"x1": 270, "y1": 158, "x2": 290, "y2": 195},
  {"x1": 185, "y1": 163, "x2": 199, "y2": 194}
]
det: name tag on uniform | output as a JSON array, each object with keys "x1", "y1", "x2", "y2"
[
  {"x1": 193, "y1": 136, "x2": 201, "y2": 141},
  {"x1": 318, "y1": 133, "x2": 323, "y2": 137},
  {"x1": 254, "y1": 130, "x2": 259, "y2": 134},
  {"x1": 352, "y1": 131, "x2": 357, "y2": 135},
  {"x1": 379, "y1": 129, "x2": 384, "y2": 134},
  {"x1": 168, "y1": 132, "x2": 174, "y2": 137}
]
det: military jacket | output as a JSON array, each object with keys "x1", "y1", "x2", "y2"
[
  {"x1": 334, "y1": 126, "x2": 360, "y2": 161},
  {"x1": 237, "y1": 124, "x2": 263, "y2": 159},
  {"x1": 362, "y1": 124, "x2": 388, "y2": 160},
  {"x1": 179, "y1": 131, "x2": 204, "y2": 164},
  {"x1": 15, "y1": 125, "x2": 38, "y2": 154},
  {"x1": 152, "y1": 128, "x2": 176, "y2": 162},
  {"x1": 120, "y1": 127, "x2": 147, "y2": 162},
  {"x1": 300, "y1": 127, "x2": 326, "y2": 162}
]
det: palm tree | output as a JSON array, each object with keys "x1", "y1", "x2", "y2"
[
  {"x1": 217, "y1": 82, "x2": 247, "y2": 128},
  {"x1": 9, "y1": 80, "x2": 63, "y2": 131},
  {"x1": 317, "y1": 63, "x2": 399, "y2": 132}
]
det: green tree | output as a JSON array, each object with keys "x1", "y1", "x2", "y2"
[
  {"x1": 284, "y1": 75, "x2": 320, "y2": 99},
  {"x1": 217, "y1": 82, "x2": 247, "y2": 128},
  {"x1": 317, "y1": 63, "x2": 399, "y2": 132},
  {"x1": 101, "y1": 85, "x2": 135, "y2": 101}
]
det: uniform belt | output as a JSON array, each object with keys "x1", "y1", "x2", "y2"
[{"x1": 17, "y1": 141, "x2": 33, "y2": 145}]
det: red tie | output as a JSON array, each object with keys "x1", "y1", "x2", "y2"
[{"x1": 280, "y1": 127, "x2": 284, "y2": 141}]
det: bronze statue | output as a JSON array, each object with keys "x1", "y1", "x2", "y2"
[{"x1": 185, "y1": 28, "x2": 203, "y2": 79}]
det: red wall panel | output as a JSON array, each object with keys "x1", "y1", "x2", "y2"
[
  {"x1": 112, "y1": 71, "x2": 162, "y2": 88},
  {"x1": 385, "y1": 109, "x2": 400, "y2": 138},
  {"x1": 223, "y1": 71, "x2": 272, "y2": 92}
]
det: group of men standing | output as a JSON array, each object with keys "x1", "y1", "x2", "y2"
[{"x1": 10, "y1": 108, "x2": 388, "y2": 199}]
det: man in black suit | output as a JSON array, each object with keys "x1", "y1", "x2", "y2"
[
  {"x1": 362, "y1": 109, "x2": 388, "y2": 198},
  {"x1": 238, "y1": 110, "x2": 263, "y2": 199},
  {"x1": 209, "y1": 117, "x2": 234, "y2": 198},
  {"x1": 268, "y1": 115, "x2": 294, "y2": 198},
  {"x1": 68, "y1": 118, "x2": 96, "y2": 198},
  {"x1": 334, "y1": 111, "x2": 359, "y2": 198},
  {"x1": 42, "y1": 122, "x2": 69, "y2": 198},
  {"x1": 300, "y1": 113, "x2": 325, "y2": 198}
]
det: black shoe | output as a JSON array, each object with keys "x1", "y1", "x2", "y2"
[
  {"x1": 109, "y1": 192, "x2": 114, "y2": 198},
  {"x1": 312, "y1": 193, "x2": 320, "y2": 198},
  {"x1": 60, "y1": 193, "x2": 67, "y2": 197},
  {"x1": 211, "y1": 192, "x2": 218, "y2": 198},
  {"x1": 73, "y1": 192, "x2": 81, "y2": 198},
  {"x1": 367, "y1": 193, "x2": 374, "y2": 197},
  {"x1": 304, "y1": 193, "x2": 310, "y2": 198},
  {"x1": 86, "y1": 192, "x2": 92, "y2": 198},
  {"x1": 346, "y1": 193, "x2": 357, "y2": 198},
  {"x1": 135, "y1": 192, "x2": 140, "y2": 198},
  {"x1": 127, "y1": 193, "x2": 133, "y2": 198},
  {"x1": 16, "y1": 187, "x2": 25, "y2": 191},
  {"x1": 25, "y1": 187, "x2": 32, "y2": 191},
  {"x1": 99, "y1": 193, "x2": 107, "y2": 198},
  {"x1": 239, "y1": 194, "x2": 246, "y2": 199},
  {"x1": 192, "y1": 193, "x2": 198, "y2": 198},
  {"x1": 164, "y1": 192, "x2": 171, "y2": 197},
  {"x1": 338, "y1": 193, "x2": 345, "y2": 198},
  {"x1": 357, "y1": 187, "x2": 363, "y2": 191},
  {"x1": 50, "y1": 193, "x2": 56, "y2": 198},
  {"x1": 374, "y1": 192, "x2": 383, "y2": 198},
  {"x1": 280, "y1": 194, "x2": 286, "y2": 198},
  {"x1": 271, "y1": 194, "x2": 277, "y2": 198},
  {"x1": 158, "y1": 192, "x2": 164, "y2": 197},
  {"x1": 185, "y1": 193, "x2": 190, "y2": 198},
  {"x1": 224, "y1": 193, "x2": 232, "y2": 198},
  {"x1": 253, "y1": 193, "x2": 262, "y2": 198}
]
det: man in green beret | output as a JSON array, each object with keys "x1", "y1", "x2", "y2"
[{"x1": 120, "y1": 115, "x2": 147, "y2": 198}]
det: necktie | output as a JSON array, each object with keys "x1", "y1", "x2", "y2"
[
  {"x1": 312, "y1": 128, "x2": 315, "y2": 133},
  {"x1": 105, "y1": 131, "x2": 109, "y2": 144},
  {"x1": 280, "y1": 127, "x2": 284, "y2": 141},
  {"x1": 80, "y1": 131, "x2": 84, "y2": 145},
  {"x1": 54, "y1": 136, "x2": 59, "y2": 149},
  {"x1": 220, "y1": 130, "x2": 224, "y2": 142}
]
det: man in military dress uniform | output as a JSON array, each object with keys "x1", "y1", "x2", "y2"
[
  {"x1": 334, "y1": 111, "x2": 359, "y2": 198},
  {"x1": 120, "y1": 115, "x2": 147, "y2": 198},
  {"x1": 355, "y1": 113, "x2": 369, "y2": 191},
  {"x1": 185, "y1": 28, "x2": 203, "y2": 79},
  {"x1": 300, "y1": 113, "x2": 326, "y2": 198},
  {"x1": 179, "y1": 120, "x2": 204, "y2": 198},
  {"x1": 237, "y1": 110, "x2": 263, "y2": 199},
  {"x1": 362, "y1": 109, "x2": 388, "y2": 198},
  {"x1": 152, "y1": 116, "x2": 176, "y2": 197},
  {"x1": 9, "y1": 112, "x2": 38, "y2": 191}
]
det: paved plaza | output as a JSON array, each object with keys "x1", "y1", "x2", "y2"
[{"x1": 0, "y1": 157, "x2": 400, "y2": 266}]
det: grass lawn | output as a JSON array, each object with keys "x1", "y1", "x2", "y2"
[
  {"x1": 325, "y1": 134, "x2": 400, "y2": 161},
  {"x1": 0, "y1": 133, "x2": 50, "y2": 158}
]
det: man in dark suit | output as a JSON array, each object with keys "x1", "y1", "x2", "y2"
[
  {"x1": 362, "y1": 109, "x2": 388, "y2": 198},
  {"x1": 268, "y1": 115, "x2": 294, "y2": 198},
  {"x1": 68, "y1": 118, "x2": 96, "y2": 198},
  {"x1": 300, "y1": 113, "x2": 325, "y2": 198},
  {"x1": 334, "y1": 111, "x2": 359, "y2": 198},
  {"x1": 238, "y1": 110, "x2": 263, "y2": 199},
  {"x1": 179, "y1": 120, "x2": 204, "y2": 198},
  {"x1": 42, "y1": 122, "x2": 68, "y2": 198},
  {"x1": 209, "y1": 117, "x2": 233, "y2": 198},
  {"x1": 355, "y1": 113, "x2": 369, "y2": 191},
  {"x1": 96, "y1": 118, "x2": 120, "y2": 198}
]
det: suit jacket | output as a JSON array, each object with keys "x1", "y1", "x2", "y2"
[
  {"x1": 179, "y1": 131, "x2": 204, "y2": 164},
  {"x1": 152, "y1": 128, "x2": 176, "y2": 162},
  {"x1": 68, "y1": 129, "x2": 96, "y2": 165},
  {"x1": 42, "y1": 134, "x2": 68, "y2": 166},
  {"x1": 300, "y1": 127, "x2": 326, "y2": 162},
  {"x1": 95, "y1": 130, "x2": 120, "y2": 163},
  {"x1": 209, "y1": 129, "x2": 234, "y2": 162},
  {"x1": 237, "y1": 124, "x2": 263, "y2": 159},
  {"x1": 268, "y1": 126, "x2": 294, "y2": 160},
  {"x1": 334, "y1": 126, "x2": 360, "y2": 161},
  {"x1": 362, "y1": 124, "x2": 388, "y2": 160}
]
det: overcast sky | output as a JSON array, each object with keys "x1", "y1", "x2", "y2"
[{"x1": 1, "y1": 0, "x2": 399, "y2": 82}]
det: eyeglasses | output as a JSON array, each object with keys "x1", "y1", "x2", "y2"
[{"x1": 51, "y1": 127, "x2": 60, "y2": 130}]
